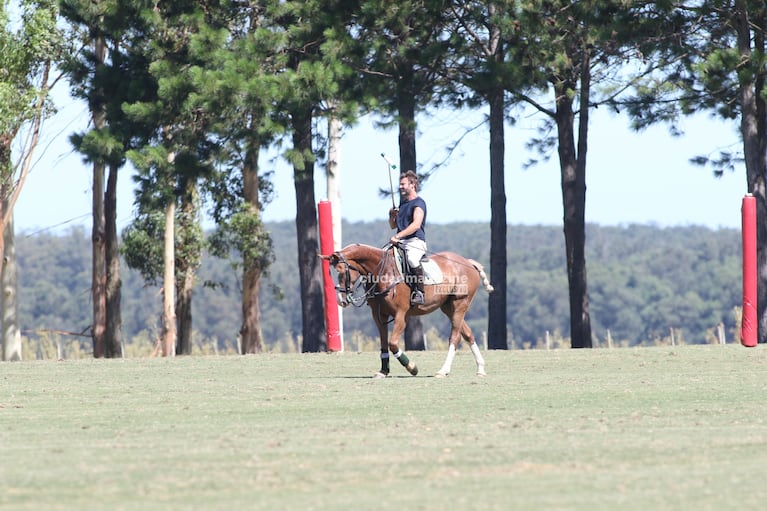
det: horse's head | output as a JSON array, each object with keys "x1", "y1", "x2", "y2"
[{"x1": 320, "y1": 250, "x2": 370, "y2": 307}]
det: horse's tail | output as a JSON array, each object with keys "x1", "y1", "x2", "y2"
[{"x1": 468, "y1": 259, "x2": 494, "y2": 293}]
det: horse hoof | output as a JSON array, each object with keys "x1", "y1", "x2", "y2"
[
  {"x1": 406, "y1": 362, "x2": 419, "y2": 376},
  {"x1": 435, "y1": 372, "x2": 448, "y2": 378},
  {"x1": 476, "y1": 371, "x2": 487, "y2": 377},
  {"x1": 373, "y1": 372, "x2": 388, "y2": 379}
]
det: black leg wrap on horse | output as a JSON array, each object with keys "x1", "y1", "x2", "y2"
[{"x1": 380, "y1": 351, "x2": 390, "y2": 374}]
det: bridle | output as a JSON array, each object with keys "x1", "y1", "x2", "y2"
[
  {"x1": 334, "y1": 252, "x2": 371, "y2": 307},
  {"x1": 333, "y1": 245, "x2": 402, "y2": 307}
]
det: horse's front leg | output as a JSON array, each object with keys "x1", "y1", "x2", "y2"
[
  {"x1": 388, "y1": 312, "x2": 418, "y2": 377},
  {"x1": 371, "y1": 303, "x2": 391, "y2": 379},
  {"x1": 461, "y1": 321, "x2": 486, "y2": 377}
]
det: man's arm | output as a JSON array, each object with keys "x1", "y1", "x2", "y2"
[{"x1": 390, "y1": 206, "x2": 424, "y2": 243}]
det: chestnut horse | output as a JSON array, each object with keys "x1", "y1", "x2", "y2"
[{"x1": 321, "y1": 243, "x2": 494, "y2": 378}]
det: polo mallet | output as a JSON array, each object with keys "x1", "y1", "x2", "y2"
[{"x1": 380, "y1": 153, "x2": 397, "y2": 209}]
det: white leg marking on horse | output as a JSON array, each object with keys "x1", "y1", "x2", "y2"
[
  {"x1": 471, "y1": 343, "x2": 487, "y2": 376},
  {"x1": 436, "y1": 344, "x2": 457, "y2": 377}
]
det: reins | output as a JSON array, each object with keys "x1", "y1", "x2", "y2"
[{"x1": 335, "y1": 245, "x2": 403, "y2": 307}]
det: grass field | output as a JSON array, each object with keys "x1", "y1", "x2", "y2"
[{"x1": 1, "y1": 345, "x2": 767, "y2": 510}]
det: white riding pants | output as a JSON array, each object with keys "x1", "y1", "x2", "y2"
[{"x1": 400, "y1": 238, "x2": 426, "y2": 268}]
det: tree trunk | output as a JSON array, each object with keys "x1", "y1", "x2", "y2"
[
  {"x1": 105, "y1": 162, "x2": 122, "y2": 358},
  {"x1": 240, "y1": 143, "x2": 264, "y2": 354},
  {"x1": 397, "y1": 75, "x2": 425, "y2": 351},
  {"x1": 734, "y1": 1, "x2": 767, "y2": 343},
  {"x1": 0, "y1": 61, "x2": 48, "y2": 361},
  {"x1": 162, "y1": 200, "x2": 176, "y2": 356},
  {"x1": 92, "y1": 165, "x2": 106, "y2": 357},
  {"x1": 175, "y1": 182, "x2": 198, "y2": 356},
  {"x1": 555, "y1": 73, "x2": 592, "y2": 349},
  {"x1": 292, "y1": 107, "x2": 327, "y2": 352},
  {"x1": 175, "y1": 269, "x2": 193, "y2": 355},
  {"x1": 487, "y1": 86, "x2": 508, "y2": 349},
  {"x1": 0, "y1": 145, "x2": 14, "y2": 360},
  {"x1": 241, "y1": 265, "x2": 263, "y2": 354},
  {"x1": 91, "y1": 34, "x2": 107, "y2": 358},
  {"x1": 1, "y1": 210, "x2": 20, "y2": 361}
]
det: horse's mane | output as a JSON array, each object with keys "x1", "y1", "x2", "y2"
[{"x1": 341, "y1": 243, "x2": 383, "y2": 260}]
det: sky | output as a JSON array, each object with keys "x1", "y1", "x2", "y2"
[{"x1": 14, "y1": 83, "x2": 747, "y2": 236}]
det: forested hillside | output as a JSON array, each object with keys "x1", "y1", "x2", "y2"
[{"x1": 16, "y1": 222, "x2": 741, "y2": 355}]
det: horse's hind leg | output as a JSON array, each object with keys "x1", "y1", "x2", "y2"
[
  {"x1": 436, "y1": 343, "x2": 457, "y2": 377},
  {"x1": 436, "y1": 308, "x2": 465, "y2": 377},
  {"x1": 463, "y1": 321, "x2": 487, "y2": 377},
  {"x1": 437, "y1": 321, "x2": 486, "y2": 377}
]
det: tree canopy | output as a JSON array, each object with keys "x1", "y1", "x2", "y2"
[{"x1": 5, "y1": 0, "x2": 762, "y2": 357}]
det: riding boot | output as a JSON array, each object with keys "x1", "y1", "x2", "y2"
[{"x1": 410, "y1": 265, "x2": 425, "y2": 305}]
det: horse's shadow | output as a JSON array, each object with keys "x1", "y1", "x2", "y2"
[{"x1": 327, "y1": 374, "x2": 437, "y2": 379}]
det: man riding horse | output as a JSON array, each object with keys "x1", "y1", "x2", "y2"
[
  {"x1": 320, "y1": 168, "x2": 494, "y2": 378},
  {"x1": 322, "y1": 240, "x2": 493, "y2": 378},
  {"x1": 388, "y1": 170, "x2": 427, "y2": 305}
]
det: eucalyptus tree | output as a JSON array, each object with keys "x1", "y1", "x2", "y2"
[
  {"x1": 0, "y1": 0, "x2": 62, "y2": 360},
  {"x1": 621, "y1": 1, "x2": 767, "y2": 343},
  {"x1": 88, "y1": 1, "x2": 278, "y2": 356},
  {"x1": 59, "y1": 0, "x2": 155, "y2": 357},
  {"x1": 198, "y1": 2, "x2": 282, "y2": 354},
  {"x1": 120, "y1": 1, "x2": 221, "y2": 356},
  {"x1": 63, "y1": 0, "x2": 110, "y2": 358},
  {"x1": 121, "y1": 187, "x2": 204, "y2": 356}
]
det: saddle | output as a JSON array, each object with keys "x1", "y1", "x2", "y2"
[{"x1": 393, "y1": 247, "x2": 443, "y2": 285}]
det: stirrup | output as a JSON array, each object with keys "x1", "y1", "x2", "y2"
[{"x1": 410, "y1": 290, "x2": 425, "y2": 305}]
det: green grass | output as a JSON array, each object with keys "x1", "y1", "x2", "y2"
[{"x1": 2, "y1": 345, "x2": 767, "y2": 510}]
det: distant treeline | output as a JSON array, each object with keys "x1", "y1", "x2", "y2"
[{"x1": 17, "y1": 221, "x2": 741, "y2": 352}]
